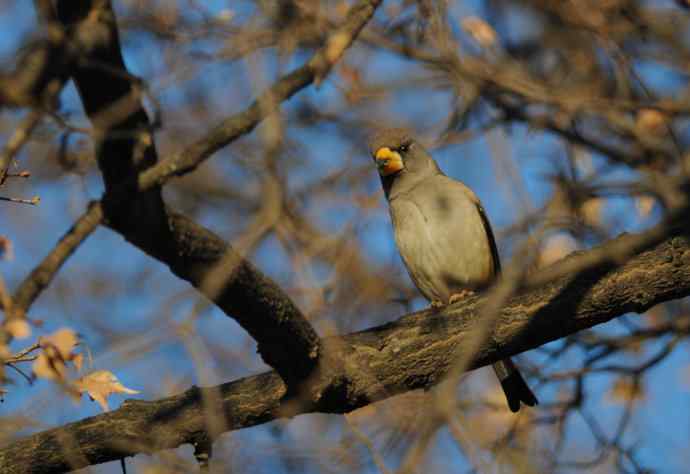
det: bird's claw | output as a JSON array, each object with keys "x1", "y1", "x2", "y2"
[
  {"x1": 449, "y1": 290, "x2": 475, "y2": 304},
  {"x1": 430, "y1": 300, "x2": 445, "y2": 310}
]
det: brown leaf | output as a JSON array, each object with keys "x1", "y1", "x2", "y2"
[
  {"x1": 32, "y1": 328, "x2": 80, "y2": 381},
  {"x1": 462, "y1": 17, "x2": 497, "y2": 48},
  {"x1": 33, "y1": 352, "x2": 68, "y2": 381},
  {"x1": 636, "y1": 108, "x2": 668, "y2": 137},
  {"x1": 40, "y1": 328, "x2": 78, "y2": 359},
  {"x1": 74, "y1": 370, "x2": 139, "y2": 412},
  {"x1": 5, "y1": 319, "x2": 31, "y2": 340}
]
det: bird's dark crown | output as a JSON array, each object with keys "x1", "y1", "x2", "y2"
[{"x1": 368, "y1": 128, "x2": 415, "y2": 156}]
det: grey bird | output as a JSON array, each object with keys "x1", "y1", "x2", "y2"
[{"x1": 369, "y1": 128, "x2": 537, "y2": 412}]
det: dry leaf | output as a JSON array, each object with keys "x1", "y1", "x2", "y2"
[
  {"x1": 32, "y1": 328, "x2": 80, "y2": 381},
  {"x1": 636, "y1": 108, "x2": 668, "y2": 137},
  {"x1": 74, "y1": 370, "x2": 139, "y2": 412},
  {"x1": 33, "y1": 352, "x2": 67, "y2": 380},
  {"x1": 462, "y1": 17, "x2": 497, "y2": 48},
  {"x1": 40, "y1": 329, "x2": 78, "y2": 358},
  {"x1": 5, "y1": 319, "x2": 31, "y2": 340}
]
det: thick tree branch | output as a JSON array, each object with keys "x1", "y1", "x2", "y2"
[
  {"x1": 2, "y1": 232, "x2": 690, "y2": 473},
  {"x1": 20, "y1": 0, "x2": 374, "y2": 387},
  {"x1": 51, "y1": 0, "x2": 378, "y2": 386},
  {"x1": 37, "y1": 0, "x2": 382, "y2": 387}
]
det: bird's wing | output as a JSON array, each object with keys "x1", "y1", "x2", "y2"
[
  {"x1": 431, "y1": 175, "x2": 501, "y2": 279},
  {"x1": 474, "y1": 201, "x2": 501, "y2": 276}
]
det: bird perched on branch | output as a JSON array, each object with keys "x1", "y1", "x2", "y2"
[{"x1": 369, "y1": 128, "x2": 537, "y2": 412}]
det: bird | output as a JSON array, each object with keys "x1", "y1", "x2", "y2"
[{"x1": 369, "y1": 128, "x2": 537, "y2": 412}]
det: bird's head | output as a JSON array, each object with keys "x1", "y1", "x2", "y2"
[
  {"x1": 369, "y1": 128, "x2": 440, "y2": 187},
  {"x1": 369, "y1": 128, "x2": 412, "y2": 177}
]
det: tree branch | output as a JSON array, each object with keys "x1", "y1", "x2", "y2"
[
  {"x1": 2, "y1": 232, "x2": 690, "y2": 473},
  {"x1": 6, "y1": 0, "x2": 382, "y2": 377},
  {"x1": 23, "y1": 0, "x2": 379, "y2": 387},
  {"x1": 137, "y1": 0, "x2": 383, "y2": 189}
]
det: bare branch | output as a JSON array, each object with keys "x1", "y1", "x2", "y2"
[
  {"x1": 22, "y1": 0, "x2": 381, "y2": 387},
  {"x1": 2, "y1": 231, "x2": 690, "y2": 473},
  {"x1": 137, "y1": 0, "x2": 383, "y2": 189}
]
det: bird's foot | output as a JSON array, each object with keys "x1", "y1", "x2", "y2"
[
  {"x1": 449, "y1": 290, "x2": 475, "y2": 304},
  {"x1": 430, "y1": 300, "x2": 445, "y2": 310}
]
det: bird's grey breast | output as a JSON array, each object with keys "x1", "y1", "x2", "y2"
[{"x1": 389, "y1": 176, "x2": 494, "y2": 302}]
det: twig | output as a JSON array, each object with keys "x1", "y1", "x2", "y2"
[
  {"x1": 137, "y1": 0, "x2": 383, "y2": 190},
  {"x1": 345, "y1": 415, "x2": 393, "y2": 474},
  {"x1": 10, "y1": 203, "x2": 102, "y2": 316},
  {"x1": 0, "y1": 196, "x2": 40, "y2": 206},
  {"x1": 6, "y1": 363, "x2": 33, "y2": 384},
  {"x1": 0, "y1": 111, "x2": 42, "y2": 186},
  {"x1": 2, "y1": 171, "x2": 30, "y2": 179}
]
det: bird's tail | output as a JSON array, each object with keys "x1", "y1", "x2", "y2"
[{"x1": 492, "y1": 358, "x2": 538, "y2": 412}]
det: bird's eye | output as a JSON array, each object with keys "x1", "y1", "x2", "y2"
[{"x1": 398, "y1": 142, "x2": 411, "y2": 153}]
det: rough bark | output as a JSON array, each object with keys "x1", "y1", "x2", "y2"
[{"x1": 1, "y1": 234, "x2": 689, "y2": 474}]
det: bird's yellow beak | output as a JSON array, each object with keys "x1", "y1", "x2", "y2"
[{"x1": 375, "y1": 147, "x2": 403, "y2": 176}]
